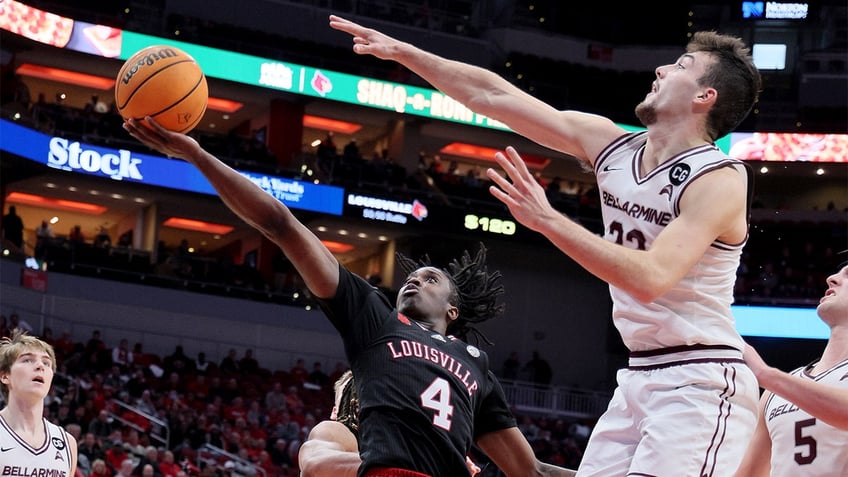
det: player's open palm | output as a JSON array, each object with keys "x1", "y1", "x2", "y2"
[
  {"x1": 487, "y1": 146, "x2": 561, "y2": 233},
  {"x1": 123, "y1": 117, "x2": 202, "y2": 162},
  {"x1": 329, "y1": 15, "x2": 402, "y2": 61}
]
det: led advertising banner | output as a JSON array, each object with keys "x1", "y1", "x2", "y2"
[
  {"x1": 117, "y1": 31, "x2": 512, "y2": 132},
  {"x1": 0, "y1": 119, "x2": 344, "y2": 215},
  {"x1": 732, "y1": 305, "x2": 826, "y2": 339},
  {"x1": 728, "y1": 132, "x2": 848, "y2": 162}
]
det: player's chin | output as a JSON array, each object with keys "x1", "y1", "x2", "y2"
[{"x1": 397, "y1": 298, "x2": 419, "y2": 314}]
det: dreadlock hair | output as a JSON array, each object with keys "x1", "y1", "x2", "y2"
[
  {"x1": 333, "y1": 370, "x2": 359, "y2": 435},
  {"x1": 396, "y1": 243, "x2": 505, "y2": 345}
]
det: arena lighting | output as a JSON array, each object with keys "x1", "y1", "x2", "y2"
[
  {"x1": 16, "y1": 63, "x2": 242, "y2": 113},
  {"x1": 16, "y1": 63, "x2": 115, "y2": 90},
  {"x1": 162, "y1": 217, "x2": 234, "y2": 235},
  {"x1": 206, "y1": 97, "x2": 243, "y2": 113},
  {"x1": 439, "y1": 142, "x2": 551, "y2": 169},
  {"x1": 320, "y1": 240, "x2": 355, "y2": 253},
  {"x1": 6, "y1": 192, "x2": 107, "y2": 214},
  {"x1": 303, "y1": 115, "x2": 362, "y2": 134}
]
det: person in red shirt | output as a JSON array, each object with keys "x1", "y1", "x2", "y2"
[
  {"x1": 289, "y1": 358, "x2": 308, "y2": 385},
  {"x1": 105, "y1": 442, "x2": 129, "y2": 471},
  {"x1": 158, "y1": 450, "x2": 182, "y2": 477}
]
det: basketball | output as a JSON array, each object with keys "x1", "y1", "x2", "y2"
[{"x1": 115, "y1": 45, "x2": 208, "y2": 133}]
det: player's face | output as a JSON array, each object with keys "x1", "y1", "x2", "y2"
[
  {"x1": 636, "y1": 52, "x2": 711, "y2": 126},
  {"x1": 397, "y1": 266, "x2": 457, "y2": 324},
  {"x1": 818, "y1": 265, "x2": 848, "y2": 324},
  {"x1": 2, "y1": 347, "x2": 54, "y2": 400}
]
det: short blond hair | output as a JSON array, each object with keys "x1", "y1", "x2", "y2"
[{"x1": 0, "y1": 328, "x2": 57, "y2": 401}]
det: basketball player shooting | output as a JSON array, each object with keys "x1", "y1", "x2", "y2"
[{"x1": 123, "y1": 116, "x2": 572, "y2": 476}]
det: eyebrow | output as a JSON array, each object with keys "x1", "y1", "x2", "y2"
[{"x1": 19, "y1": 352, "x2": 52, "y2": 363}]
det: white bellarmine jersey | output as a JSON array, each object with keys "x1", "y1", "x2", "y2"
[
  {"x1": 594, "y1": 131, "x2": 751, "y2": 352},
  {"x1": 0, "y1": 416, "x2": 73, "y2": 475},
  {"x1": 764, "y1": 360, "x2": 848, "y2": 477}
]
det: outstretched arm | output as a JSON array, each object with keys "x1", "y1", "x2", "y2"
[
  {"x1": 744, "y1": 343, "x2": 848, "y2": 430},
  {"x1": 328, "y1": 15, "x2": 621, "y2": 165},
  {"x1": 123, "y1": 118, "x2": 339, "y2": 298},
  {"x1": 477, "y1": 427, "x2": 576, "y2": 476},
  {"x1": 487, "y1": 147, "x2": 749, "y2": 302}
]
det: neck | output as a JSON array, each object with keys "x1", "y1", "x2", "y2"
[
  {"x1": 644, "y1": 124, "x2": 711, "y2": 169},
  {"x1": 816, "y1": 325, "x2": 848, "y2": 370},
  {"x1": 0, "y1": 399, "x2": 44, "y2": 432},
  {"x1": 410, "y1": 317, "x2": 447, "y2": 335}
]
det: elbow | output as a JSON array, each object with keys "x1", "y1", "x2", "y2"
[
  {"x1": 297, "y1": 441, "x2": 319, "y2": 475},
  {"x1": 625, "y1": 279, "x2": 672, "y2": 304}
]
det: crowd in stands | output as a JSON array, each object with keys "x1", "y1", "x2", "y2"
[
  {"x1": 2, "y1": 75, "x2": 845, "y2": 309},
  {"x1": 0, "y1": 321, "x2": 589, "y2": 476}
]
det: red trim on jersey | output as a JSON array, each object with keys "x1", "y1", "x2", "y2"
[{"x1": 364, "y1": 467, "x2": 431, "y2": 477}]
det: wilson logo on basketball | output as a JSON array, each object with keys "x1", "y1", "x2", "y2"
[
  {"x1": 115, "y1": 44, "x2": 208, "y2": 133},
  {"x1": 120, "y1": 47, "x2": 180, "y2": 85}
]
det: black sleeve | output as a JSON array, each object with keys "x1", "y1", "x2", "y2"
[
  {"x1": 316, "y1": 264, "x2": 395, "y2": 354},
  {"x1": 473, "y1": 371, "x2": 518, "y2": 437}
]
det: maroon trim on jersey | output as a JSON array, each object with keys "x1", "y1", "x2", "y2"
[
  {"x1": 634, "y1": 143, "x2": 718, "y2": 184},
  {"x1": 671, "y1": 158, "x2": 744, "y2": 217},
  {"x1": 629, "y1": 343, "x2": 738, "y2": 358},
  {"x1": 699, "y1": 364, "x2": 738, "y2": 477},
  {"x1": 627, "y1": 357, "x2": 745, "y2": 371},
  {"x1": 0, "y1": 415, "x2": 51, "y2": 455},
  {"x1": 594, "y1": 131, "x2": 645, "y2": 175},
  {"x1": 365, "y1": 467, "x2": 431, "y2": 477}
]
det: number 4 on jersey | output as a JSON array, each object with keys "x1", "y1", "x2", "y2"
[{"x1": 421, "y1": 377, "x2": 454, "y2": 431}]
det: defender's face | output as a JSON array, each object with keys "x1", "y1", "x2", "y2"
[
  {"x1": 2, "y1": 347, "x2": 54, "y2": 400},
  {"x1": 637, "y1": 52, "x2": 712, "y2": 125},
  {"x1": 397, "y1": 266, "x2": 456, "y2": 322},
  {"x1": 818, "y1": 265, "x2": 848, "y2": 324}
]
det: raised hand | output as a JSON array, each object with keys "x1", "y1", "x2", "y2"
[
  {"x1": 486, "y1": 146, "x2": 561, "y2": 233},
  {"x1": 328, "y1": 15, "x2": 404, "y2": 60},
  {"x1": 122, "y1": 117, "x2": 202, "y2": 161}
]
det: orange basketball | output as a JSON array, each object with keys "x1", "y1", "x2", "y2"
[{"x1": 115, "y1": 45, "x2": 208, "y2": 133}]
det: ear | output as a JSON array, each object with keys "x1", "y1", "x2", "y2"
[
  {"x1": 447, "y1": 305, "x2": 459, "y2": 322},
  {"x1": 695, "y1": 87, "x2": 717, "y2": 106}
]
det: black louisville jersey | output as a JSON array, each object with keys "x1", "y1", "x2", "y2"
[{"x1": 318, "y1": 265, "x2": 516, "y2": 476}]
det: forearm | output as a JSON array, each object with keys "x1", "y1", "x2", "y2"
[
  {"x1": 757, "y1": 367, "x2": 848, "y2": 430},
  {"x1": 537, "y1": 214, "x2": 662, "y2": 302},
  {"x1": 391, "y1": 42, "x2": 524, "y2": 120},
  {"x1": 186, "y1": 148, "x2": 293, "y2": 236},
  {"x1": 185, "y1": 147, "x2": 339, "y2": 296}
]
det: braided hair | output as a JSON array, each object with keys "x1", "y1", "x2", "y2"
[
  {"x1": 332, "y1": 370, "x2": 359, "y2": 435},
  {"x1": 396, "y1": 243, "x2": 505, "y2": 344}
]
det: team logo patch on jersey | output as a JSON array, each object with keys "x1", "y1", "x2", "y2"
[
  {"x1": 669, "y1": 163, "x2": 691, "y2": 185},
  {"x1": 52, "y1": 436, "x2": 66, "y2": 450},
  {"x1": 466, "y1": 345, "x2": 480, "y2": 358}
]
